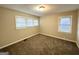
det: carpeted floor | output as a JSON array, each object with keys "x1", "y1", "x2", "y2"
[{"x1": 0, "y1": 34, "x2": 79, "y2": 55}]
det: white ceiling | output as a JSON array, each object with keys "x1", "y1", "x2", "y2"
[{"x1": 0, "y1": 4, "x2": 79, "y2": 16}]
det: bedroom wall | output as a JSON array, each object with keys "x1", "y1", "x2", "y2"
[
  {"x1": 0, "y1": 7, "x2": 40, "y2": 49},
  {"x1": 77, "y1": 10, "x2": 79, "y2": 48},
  {"x1": 40, "y1": 10, "x2": 78, "y2": 42}
]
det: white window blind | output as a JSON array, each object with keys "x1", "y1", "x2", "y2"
[
  {"x1": 15, "y1": 16, "x2": 39, "y2": 29},
  {"x1": 26, "y1": 19, "x2": 34, "y2": 27},
  {"x1": 16, "y1": 16, "x2": 26, "y2": 29},
  {"x1": 33, "y1": 20, "x2": 39, "y2": 26}
]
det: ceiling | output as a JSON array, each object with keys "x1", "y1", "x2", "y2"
[{"x1": 0, "y1": 4, "x2": 79, "y2": 16}]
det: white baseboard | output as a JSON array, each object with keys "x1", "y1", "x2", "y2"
[
  {"x1": 0, "y1": 33, "x2": 39, "y2": 49},
  {"x1": 0, "y1": 33, "x2": 78, "y2": 49},
  {"x1": 40, "y1": 33, "x2": 76, "y2": 43}
]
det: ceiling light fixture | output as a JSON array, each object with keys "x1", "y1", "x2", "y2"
[{"x1": 39, "y1": 5, "x2": 45, "y2": 11}]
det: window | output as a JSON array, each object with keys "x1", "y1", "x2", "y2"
[
  {"x1": 16, "y1": 16, "x2": 26, "y2": 29},
  {"x1": 26, "y1": 19, "x2": 34, "y2": 27},
  {"x1": 33, "y1": 20, "x2": 39, "y2": 26},
  {"x1": 15, "y1": 16, "x2": 39, "y2": 29},
  {"x1": 59, "y1": 16, "x2": 72, "y2": 33},
  {"x1": 26, "y1": 19, "x2": 39, "y2": 27}
]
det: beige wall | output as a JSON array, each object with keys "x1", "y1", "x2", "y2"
[
  {"x1": 40, "y1": 10, "x2": 78, "y2": 42},
  {"x1": 0, "y1": 7, "x2": 40, "y2": 48},
  {"x1": 77, "y1": 10, "x2": 79, "y2": 48}
]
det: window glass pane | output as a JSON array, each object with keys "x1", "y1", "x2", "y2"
[
  {"x1": 26, "y1": 19, "x2": 34, "y2": 27},
  {"x1": 33, "y1": 20, "x2": 39, "y2": 26},
  {"x1": 16, "y1": 16, "x2": 26, "y2": 29},
  {"x1": 60, "y1": 17, "x2": 71, "y2": 25},
  {"x1": 16, "y1": 16, "x2": 39, "y2": 28},
  {"x1": 59, "y1": 16, "x2": 72, "y2": 33},
  {"x1": 60, "y1": 24, "x2": 70, "y2": 32}
]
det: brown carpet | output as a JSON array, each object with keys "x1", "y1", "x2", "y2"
[{"x1": 0, "y1": 34, "x2": 79, "y2": 55}]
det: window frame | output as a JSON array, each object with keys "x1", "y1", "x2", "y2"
[
  {"x1": 26, "y1": 19, "x2": 39, "y2": 27},
  {"x1": 58, "y1": 15, "x2": 72, "y2": 33},
  {"x1": 26, "y1": 19, "x2": 34, "y2": 27},
  {"x1": 33, "y1": 20, "x2": 39, "y2": 26},
  {"x1": 15, "y1": 16, "x2": 39, "y2": 29},
  {"x1": 15, "y1": 16, "x2": 27, "y2": 29}
]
